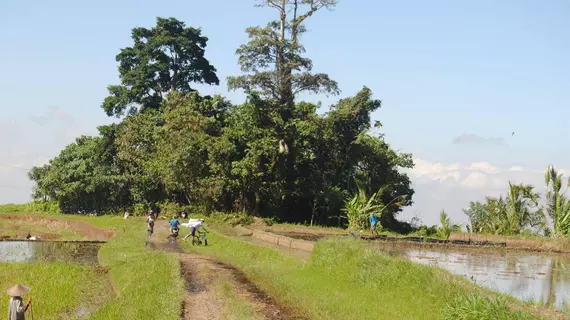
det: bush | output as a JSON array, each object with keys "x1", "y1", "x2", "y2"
[
  {"x1": 210, "y1": 211, "x2": 254, "y2": 226},
  {"x1": 183, "y1": 204, "x2": 210, "y2": 216},
  {"x1": 159, "y1": 201, "x2": 183, "y2": 218},
  {"x1": 263, "y1": 216, "x2": 278, "y2": 226},
  {"x1": 132, "y1": 203, "x2": 148, "y2": 216},
  {"x1": 443, "y1": 294, "x2": 540, "y2": 320},
  {"x1": 0, "y1": 201, "x2": 60, "y2": 214}
]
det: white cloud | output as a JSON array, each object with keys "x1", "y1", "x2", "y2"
[
  {"x1": 401, "y1": 158, "x2": 570, "y2": 226},
  {"x1": 467, "y1": 162, "x2": 498, "y2": 174},
  {"x1": 461, "y1": 172, "x2": 488, "y2": 188}
]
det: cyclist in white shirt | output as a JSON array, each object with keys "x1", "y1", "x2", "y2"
[{"x1": 182, "y1": 218, "x2": 208, "y2": 241}]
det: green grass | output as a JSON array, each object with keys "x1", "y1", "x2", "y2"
[
  {"x1": 0, "y1": 202, "x2": 60, "y2": 214},
  {"x1": 0, "y1": 211, "x2": 185, "y2": 319},
  {"x1": 183, "y1": 231, "x2": 550, "y2": 320},
  {"x1": 213, "y1": 279, "x2": 261, "y2": 320},
  {"x1": 443, "y1": 294, "x2": 538, "y2": 320},
  {"x1": 0, "y1": 262, "x2": 109, "y2": 319},
  {"x1": 86, "y1": 219, "x2": 185, "y2": 320}
]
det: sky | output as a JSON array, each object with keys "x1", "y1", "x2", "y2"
[{"x1": 0, "y1": 0, "x2": 568, "y2": 225}]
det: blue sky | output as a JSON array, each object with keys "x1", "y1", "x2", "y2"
[{"x1": 1, "y1": 0, "x2": 568, "y2": 225}]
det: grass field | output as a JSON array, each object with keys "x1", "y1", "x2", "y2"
[
  {"x1": 0, "y1": 207, "x2": 563, "y2": 319},
  {"x1": 0, "y1": 211, "x2": 185, "y2": 319},
  {"x1": 0, "y1": 262, "x2": 111, "y2": 319},
  {"x1": 183, "y1": 231, "x2": 550, "y2": 320},
  {"x1": 85, "y1": 217, "x2": 185, "y2": 320},
  {"x1": 0, "y1": 216, "x2": 82, "y2": 240}
]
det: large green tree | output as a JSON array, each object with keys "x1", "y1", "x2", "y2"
[
  {"x1": 28, "y1": 126, "x2": 130, "y2": 213},
  {"x1": 152, "y1": 92, "x2": 233, "y2": 209},
  {"x1": 30, "y1": 11, "x2": 415, "y2": 228},
  {"x1": 102, "y1": 17, "x2": 219, "y2": 117},
  {"x1": 227, "y1": 1, "x2": 339, "y2": 114}
]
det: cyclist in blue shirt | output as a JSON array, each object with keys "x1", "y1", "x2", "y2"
[
  {"x1": 369, "y1": 214, "x2": 379, "y2": 238},
  {"x1": 170, "y1": 215, "x2": 180, "y2": 236}
]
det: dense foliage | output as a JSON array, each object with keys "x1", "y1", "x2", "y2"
[
  {"x1": 28, "y1": 8, "x2": 415, "y2": 228},
  {"x1": 463, "y1": 167, "x2": 570, "y2": 236}
]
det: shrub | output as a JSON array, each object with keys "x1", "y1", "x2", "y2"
[
  {"x1": 443, "y1": 294, "x2": 540, "y2": 320},
  {"x1": 0, "y1": 201, "x2": 60, "y2": 214},
  {"x1": 159, "y1": 201, "x2": 183, "y2": 218},
  {"x1": 263, "y1": 216, "x2": 278, "y2": 226},
  {"x1": 210, "y1": 211, "x2": 254, "y2": 226}
]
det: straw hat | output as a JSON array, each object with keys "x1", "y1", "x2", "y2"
[{"x1": 7, "y1": 284, "x2": 30, "y2": 297}]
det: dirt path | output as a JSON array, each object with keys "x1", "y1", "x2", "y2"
[{"x1": 148, "y1": 221, "x2": 303, "y2": 320}]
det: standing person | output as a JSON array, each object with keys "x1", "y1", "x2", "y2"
[
  {"x1": 369, "y1": 214, "x2": 379, "y2": 238},
  {"x1": 182, "y1": 219, "x2": 207, "y2": 241},
  {"x1": 7, "y1": 284, "x2": 31, "y2": 320}
]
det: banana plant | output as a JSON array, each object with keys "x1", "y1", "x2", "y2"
[{"x1": 343, "y1": 182, "x2": 405, "y2": 232}]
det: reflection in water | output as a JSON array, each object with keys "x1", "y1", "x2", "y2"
[
  {"x1": 0, "y1": 241, "x2": 100, "y2": 266},
  {"x1": 375, "y1": 243, "x2": 570, "y2": 312}
]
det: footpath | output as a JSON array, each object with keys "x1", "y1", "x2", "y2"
[{"x1": 146, "y1": 220, "x2": 302, "y2": 320}]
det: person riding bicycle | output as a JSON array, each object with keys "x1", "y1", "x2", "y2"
[
  {"x1": 169, "y1": 215, "x2": 180, "y2": 235},
  {"x1": 147, "y1": 212, "x2": 155, "y2": 237},
  {"x1": 182, "y1": 218, "x2": 207, "y2": 241}
]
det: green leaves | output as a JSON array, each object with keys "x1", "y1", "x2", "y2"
[
  {"x1": 228, "y1": 2, "x2": 339, "y2": 107},
  {"x1": 437, "y1": 210, "x2": 452, "y2": 240},
  {"x1": 102, "y1": 17, "x2": 219, "y2": 117},
  {"x1": 545, "y1": 165, "x2": 570, "y2": 236},
  {"x1": 30, "y1": 14, "x2": 415, "y2": 226},
  {"x1": 464, "y1": 182, "x2": 546, "y2": 236}
]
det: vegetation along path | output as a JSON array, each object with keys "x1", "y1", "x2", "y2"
[{"x1": 147, "y1": 220, "x2": 302, "y2": 320}]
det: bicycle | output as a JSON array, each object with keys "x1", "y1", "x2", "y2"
[{"x1": 191, "y1": 230, "x2": 208, "y2": 246}]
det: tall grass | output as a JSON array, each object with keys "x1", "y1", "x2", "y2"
[
  {"x1": 0, "y1": 262, "x2": 105, "y2": 319},
  {"x1": 444, "y1": 294, "x2": 537, "y2": 320},
  {"x1": 184, "y1": 232, "x2": 548, "y2": 320},
  {"x1": 0, "y1": 213, "x2": 185, "y2": 319},
  {"x1": 0, "y1": 201, "x2": 60, "y2": 214}
]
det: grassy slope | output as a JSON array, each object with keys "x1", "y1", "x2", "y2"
[
  {"x1": 0, "y1": 217, "x2": 82, "y2": 240},
  {"x1": 0, "y1": 208, "x2": 557, "y2": 319},
  {"x1": 183, "y1": 231, "x2": 546, "y2": 320},
  {"x1": 84, "y1": 217, "x2": 185, "y2": 320},
  {"x1": 0, "y1": 211, "x2": 185, "y2": 320}
]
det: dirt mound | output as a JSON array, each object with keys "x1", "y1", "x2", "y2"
[{"x1": 0, "y1": 215, "x2": 113, "y2": 241}]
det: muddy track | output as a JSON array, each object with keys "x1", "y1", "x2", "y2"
[
  {"x1": 180, "y1": 254, "x2": 304, "y2": 320},
  {"x1": 148, "y1": 221, "x2": 304, "y2": 320}
]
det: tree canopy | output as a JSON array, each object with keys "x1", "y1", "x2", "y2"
[
  {"x1": 29, "y1": 6, "x2": 416, "y2": 230},
  {"x1": 102, "y1": 17, "x2": 219, "y2": 117}
]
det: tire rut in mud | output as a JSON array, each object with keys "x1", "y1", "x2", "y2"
[
  {"x1": 148, "y1": 221, "x2": 305, "y2": 319},
  {"x1": 180, "y1": 254, "x2": 306, "y2": 320}
]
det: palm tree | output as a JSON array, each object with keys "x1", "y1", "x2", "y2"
[
  {"x1": 545, "y1": 166, "x2": 570, "y2": 236},
  {"x1": 503, "y1": 182, "x2": 544, "y2": 235},
  {"x1": 437, "y1": 210, "x2": 452, "y2": 240}
]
